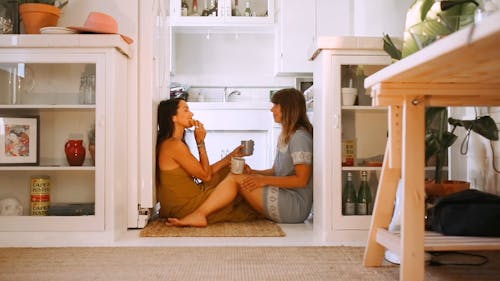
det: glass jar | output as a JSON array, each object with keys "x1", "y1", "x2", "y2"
[{"x1": 0, "y1": 0, "x2": 19, "y2": 34}]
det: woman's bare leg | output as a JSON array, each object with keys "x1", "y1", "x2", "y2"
[
  {"x1": 239, "y1": 187, "x2": 266, "y2": 216},
  {"x1": 167, "y1": 174, "x2": 240, "y2": 227}
]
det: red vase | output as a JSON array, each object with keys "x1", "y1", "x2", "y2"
[{"x1": 65, "y1": 139, "x2": 86, "y2": 166}]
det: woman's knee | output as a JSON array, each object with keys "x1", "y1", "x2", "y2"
[{"x1": 239, "y1": 188, "x2": 265, "y2": 214}]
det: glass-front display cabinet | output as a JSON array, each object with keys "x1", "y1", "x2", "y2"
[
  {"x1": 0, "y1": 35, "x2": 130, "y2": 234},
  {"x1": 311, "y1": 36, "x2": 392, "y2": 242}
]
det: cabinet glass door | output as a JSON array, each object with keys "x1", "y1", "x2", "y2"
[
  {"x1": 331, "y1": 55, "x2": 390, "y2": 230},
  {"x1": 226, "y1": 0, "x2": 273, "y2": 23},
  {"x1": 170, "y1": 0, "x2": 224, "y2": 25},
  {"x1": 170, "y1": 0, "x2": 273, "y2": 26},
  {"x1": 0, "y1": 60, "x2": 103, "y2": 231}
]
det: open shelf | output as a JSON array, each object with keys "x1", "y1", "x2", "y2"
[{"x1": 377, "y1": 228, "x2": 500, "y2": 253}]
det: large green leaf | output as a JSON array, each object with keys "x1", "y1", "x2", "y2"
[
  {"x1": 383, "y1": 34, "x2": 402, "y2": 60},
  {"x1": 420, "y1": 0, "x2": 436, "y2": 21},
  {"x1": 396, "y1": 0, "x2": 479, "y2": 58},
  {"x1": 407, "y1": 18, "x2": 453, "y2": 50},
  {"x1": 449, "y1": 116, "x2": 499, "y2": 141}
]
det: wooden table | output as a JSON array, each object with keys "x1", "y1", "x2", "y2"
[{"x1": 363, "y1": 12, "x2": 500, "y2": 281}]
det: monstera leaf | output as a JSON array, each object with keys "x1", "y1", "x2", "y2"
[
  {"x1": 383, "y1": 0, "x2": 480, "y2": 60},
  {"x1": 449, "y1": 116, "x2": 499, "y2": 141}
]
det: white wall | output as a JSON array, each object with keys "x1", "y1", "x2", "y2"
[
  {"x1": 315, "y1": 0, "x2": 353, "y2": 36},
  {"x1": 172, "y1": 32, "x2": 293, "y2": 87},
  {"x1": 353, "y1": 0, "x2": 414, "y2": 38},
  {"x1": 460, "y1": 107, "x2": 500, "y2": 195},
  {"x1": 315, "y1": 0, "x2": 413, "y2": 38}
]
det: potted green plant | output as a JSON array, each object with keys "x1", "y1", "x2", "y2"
[
  {"x1": 18, "y1": 0, "x2": 68, "y2": 34},
  {"x1": 88, "y1": 124, "x2": 95, "y2": 165},
  {"x1": 423, "y1": 108, "x2": 497, "y2": 195},
  {"x1": 382, "y1": 0, "x2": 498, "y2": 196}
]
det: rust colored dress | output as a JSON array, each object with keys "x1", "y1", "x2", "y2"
[{"x1": 157, "y1": 166, "x2": 261, "y2": 224}]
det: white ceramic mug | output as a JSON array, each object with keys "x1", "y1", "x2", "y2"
[{"x1": 231, "y1": 157, "x2": 245, "y2": 174}]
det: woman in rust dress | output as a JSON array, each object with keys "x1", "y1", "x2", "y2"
[{"x1": 156, "y1": 98, "x2": 261, "y2": 224}]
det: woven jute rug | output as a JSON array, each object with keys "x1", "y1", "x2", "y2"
[
  {"x1": 139, "y1": 219, "x2": 286, "y2": 237},
  {"x1": 2, "y1": 246, "x2": 499, "y2": 281}
]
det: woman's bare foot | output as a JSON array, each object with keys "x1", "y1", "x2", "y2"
[{"x1": 165, "y1": 212, "x2": 208, "y2": 227}]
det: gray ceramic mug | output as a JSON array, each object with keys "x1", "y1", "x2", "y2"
[{"x1": 241, "y1": 140, "x2": 254, "y2": 156}]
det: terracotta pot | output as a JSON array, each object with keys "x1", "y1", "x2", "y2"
[
  {"x1": 425, "y1": 180, "x2": 470, "y2": 197},
  {"x1": 19, "y1": 3, "x2": 60, "y2": 34}
]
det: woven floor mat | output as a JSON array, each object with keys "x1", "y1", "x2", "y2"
[{"x1": 139, "y1": 219, "x2": 286, "y2": 237}]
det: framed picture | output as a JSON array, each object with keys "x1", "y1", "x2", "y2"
[{"x1": 0, "y1": 116, "x2": 39, "y2": 166}]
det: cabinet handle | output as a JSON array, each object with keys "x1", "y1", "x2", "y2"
[
  {"x1": 98, "y1": 115, "x2": 105, "y2": 128},
  {"x1": 333, "y1": 114, "x2": 340, "y2": 129}
]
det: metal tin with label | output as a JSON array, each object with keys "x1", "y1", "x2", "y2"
[{"x1": 30, "y1": 176, "x2": 50, "y2": 216}]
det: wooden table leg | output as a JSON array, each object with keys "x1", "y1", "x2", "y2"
[
  {"x1": 364, "y1": 105, "x2": 402, "y2": 266},
  {"x1": 363, "y1": 150, "x2": 400, "y2": 266},
  {"x1": 400, "y1": 96, "x2": 426, "y2": 281}
]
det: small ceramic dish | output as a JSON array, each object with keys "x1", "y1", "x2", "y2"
[{"x1": 40, "y1": 27, "x2": 78, "y2": 34}]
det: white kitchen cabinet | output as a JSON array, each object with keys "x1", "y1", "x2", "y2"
[
  {"x1": 274, "y1": 0, "x2": 314, "y2": 75},
  {"x1": 0, "y1": 35, "x2": 131, "y2": 242},
  {"x1": 187, "y1": 102, "x2": 275, "y2": 170},
  {"x1": 170, "y1": 0, "x2": 274, "y2": 28},
  {"x1": 310, "y1": 36, "x2": 391, "y2": 242}
]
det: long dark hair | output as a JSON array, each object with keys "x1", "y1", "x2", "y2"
[
  {"x1": 156, "y1": 98, "x2": 184, "y2": 184},
  {"x1": 271, "y1": 88, "x2": 313, "y2": 144}
]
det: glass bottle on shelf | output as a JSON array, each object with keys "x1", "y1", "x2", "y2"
[
  {"x1": 232, "y1": 0, "x2": 241, "y2": 16},
  {"x1": 0, "y1": 0, "x2": 19, "y2": 34},
  {"x1": 356, "y1": 170, "x2": 372, "y2": 215},
  {"x1": 342, "y1": 172, "x2": 357, "y2": 216},
  {"x1": 244, "y1": 1, "x2": 252, "y2": 17},
  {"x1": 201, "y1": 0, "x2": 209, "y2": 16},
  {"x1": 191, "y1": 0, "x2": 199, "y2": 16},
  {"x1": 207, "y1": 0, "x2": 217, "y2": 16},
  {"x1": 79, "y1": 65, "x2": 96, "y2": 104},
  {"x1": 85, "y1": 74, "x2": 96, "y2": 104},
  {"x1": 78, "y1": 75, "x2": 86, "y2": 104},
  {"x1": 368, "y1": 170, "x2": 379, "y2": 211},
  {"x1": 181, "y1": 0, "x2": 189, "y2": 16}
]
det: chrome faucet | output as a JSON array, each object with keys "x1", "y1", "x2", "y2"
[{"x1": 223, "y1": 87, "x2": 241, "y2": 102}]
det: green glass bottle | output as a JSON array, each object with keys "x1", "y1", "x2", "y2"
[
  {"x1": 342, "y1": 172, "x2": 357, "y2": 216},
  {"x1": 356, "y1": 170, "x2": 372, "y2": 215},
  {"x1": 244, "y1": 1, "x2": 252, "y2": 16},
  {"x1": 232, "y1": 0, "x2": 241, "y2": 16}
]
